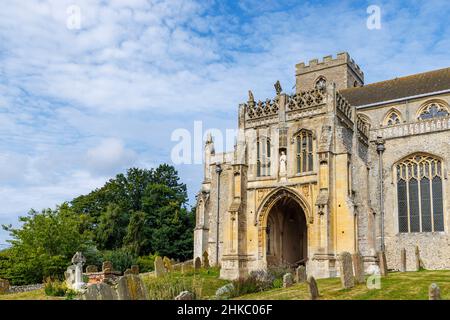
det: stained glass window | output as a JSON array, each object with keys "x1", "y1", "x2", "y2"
[
  {"x1": 418, "y1": 102, "x2": 449, "y2": 120},
  {"x1": 396, "y1": 154, "x2": 444, "y2": 233}
]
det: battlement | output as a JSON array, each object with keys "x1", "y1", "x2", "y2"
[{"x1": 296, "y1": 52, "x2": 364, "y2": 81}]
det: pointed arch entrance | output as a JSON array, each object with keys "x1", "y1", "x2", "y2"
[{"x1": 257, "y1": 187, "x2": 311, "y2": 268}]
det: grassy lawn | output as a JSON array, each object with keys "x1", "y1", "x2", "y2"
[
  {"x1": 0, "y1": 289, "x2": 64, "y2": 300},
  {"x1": 141, "y1": 267, "x2": 230, "y2": 300},
  {"x1": 1, "y1": 270, "x2": 448, "y2": 300},
  {"x1": 235, "y1": 270, "x2": 450, "y2": 300}
]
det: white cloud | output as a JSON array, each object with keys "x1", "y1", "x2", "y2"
[
  {"x1": 86, "y1": 138, "x2": 137, "y2": 175},
  {"x1": 1, "y1": 0, "x2": 450, "y2": 244}
]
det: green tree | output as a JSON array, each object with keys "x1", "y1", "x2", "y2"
[{"x1": 1, "y1": 204, "x2": 93, "y2": 285}]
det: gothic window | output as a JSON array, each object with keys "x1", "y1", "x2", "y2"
[
  {"x1": 418, "y1": 101, "x2": 450, "y2": 120},
  {"x1": 385, "y1": 110, "x2": 401, "y2": 126},
  {"x1": 315, "y1": 77, "x2": 327, "y2": 91},
  {"x1": 296, "y1": 130, "x2": 313, "y2": 174},
  {"x1": 257, "y1": 137, "x2": 271, "y2": 177},
  {"x1": 396, "y1": 154, "x2": 444, "y2": 233}
]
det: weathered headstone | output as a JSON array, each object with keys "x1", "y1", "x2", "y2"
[
  {"x1": 307, "y1": 276, "x2": 319, "y2": 300},
  {"x1": 202, "y1": 251, "x2": 210, "y2": 268},
  {"x1": 215, "y1": 283, "x2": 235, "y2": 299},
  {"x1": 414, "y1": 246, "x2": 421, "y2": 271},
  {"x1": 116, "y1": 274, "x2": 148, "y2": 300},
  {"x1": 429, "y1": 283, "x2": 441, "y2": 300},
  {"x1": 81, "y1": 282, "x2": 118, "y2": 300},
  {"x1": 400, "y1": 248, "x2": 406, "y2": 272},
  {"x1": 124, "y1": 269, "x2": 133, "y2": 276},
  {"x1": 295, "y1": 265, "x2": 307, "y2": 283},
  {"x1": 352, "y1": 252, "x2": 365, "y2": 284},
  {"x1": 65, "y1": 265, "x2": 76, "y2": 288},
  {"x1": 175, "y1": 291, "x2": 194, "y2": 300},
  {"x1": 377, "y1": 251, "x2": 388, "y2": 276},
  {"x1": 163, "y1": 256, "x2": 173, "y2": 272},
  {"x1": 86, "y1": 265, "x2": 98, "y2": 273},
  {"x1": 102, "y1": 261, "x2": 113, "y2": 273},
  {"x1": 339, "y1": 251, "x2": 355, "y2": 288},
  {"x1": 131, "y1": 265, "x2": 139, "y2": 275},
  {"x1": 154, "y1": 256, "x2": 166, "y2": 277},
  {"x1": 194, "y1": 257, "x2": 202, "y2": 271},
  {"x1": 283, "y1": 273, "x2": 294, "y2": 288},
  {"x1": 0, "y1": 278, "x2": 10, "y2": 294},
  {"x1": 71, "y1": 251, "x2": 86, "y2": 290}
]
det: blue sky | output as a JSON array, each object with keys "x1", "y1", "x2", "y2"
[{"x1": 1, "y1": 0, "x2": 450, "y2": 246}]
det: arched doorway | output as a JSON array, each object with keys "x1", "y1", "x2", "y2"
[{"x1": 265, "y1": 196, "x2": 307, "y2": 268}]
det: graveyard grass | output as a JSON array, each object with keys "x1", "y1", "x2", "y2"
[
  {"x1": 1, "y1": 269, "x2": 449, "y2": 300},
  {"x1": 236, "y1": 270, "x2": 450, "y2": 300}
]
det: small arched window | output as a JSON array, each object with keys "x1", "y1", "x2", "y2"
[
  {"x1": 315, "y1": 77, "x2": 327, "y2": 91},
  {"x1": 418, "y1": 101, "x2": 449, "y2": 120},
  {"x1": 295, "y1": 130, "x2": 313, "y2": 173},
  {"x1": 257, "y1": 137, "x2": 271, "y2": 177},
  {"x1": 396, "y1": 154, "x2": 444, "y2": 233},
  {"x1": 384, "y1": 110, "x2": 402, "y2": 126}
]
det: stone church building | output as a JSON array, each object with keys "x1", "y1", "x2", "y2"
[{"x1": 194, "y1": 52, "x2": 450, "y2": 280}]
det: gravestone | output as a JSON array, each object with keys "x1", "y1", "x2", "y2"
[
  {"x1": 414, "y1": 246, "x2": 421, "y2": 271},
  {"x1": 65, "y1": 265, "x2": 76, "y2": 288},
  {"x1": 295, "y1": 265, "x2": 307, "y2": 283},
  {"x1": 194, "y1": 257, "x2": 202, "y2": 271},
  {"x1": 175, "y1": 291, "x2": 194, "y2": 300},
  {"x1": 154, "y1": 256, "x2": 166, "y2": 277},
  {"x1": 163, "y1": 256, "x2": 173, "y2": 272},
  {"x1": 429, "y1": 283, "x2": 441, "y2": 300},
  {"x1": 116, "y1": 274, "x2": 148, "y2": 300},
  {"x1": 400, "y1": 248, "x2": 406, "y2": 272},
  {"x1": 81, "y1": 282, "x2": 118, "y2": 300},
  {"x1": 181, "y1": 262, "x2": 192, "y2": 274},
  {"x1": 283, "y1": 273, "x2": 293, "y2": 288},
  {"x1": 202, "y1": 251, "x2": 210, "y2": 268},
  {"x1": 131, "y1": 265, "x2": 139, "y2": 275},
  {"x1": 71, "y1": 251, "x2": 86, "y2": 290},
  {"x1": 339, "y1": 252, "x2": 355, "y2": 288},
  {"x1": 307, "y1": 276, "x2": 319, "y2": 300},
  {"x1": 86, "y1": 265, "x2": 98, "y2": 273},
  {"x1": 377, "y1": 251, "x2": 388, "y2": 276},
  {"x1": 0, "y1": 278, "x2": 10, "y2": 294},
  {"x1": 124, "y1": 269, "x2": 133, "y2": 276},
  {"x1": 102, "y1": 261, "x2": 113, "y2": 273},
  {"x1": 352, "y1": 252, "x2": 365, "y2": 284}
]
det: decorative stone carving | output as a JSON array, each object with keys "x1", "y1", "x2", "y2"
[
  {"x1": 279, "y1": 151, "x2": 287, "y2": 178},
  {"x1": 70, "y1": 252, "x2": 86, "y2": 291}
]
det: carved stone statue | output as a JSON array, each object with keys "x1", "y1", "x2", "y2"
[
  {"x1": 248, "y1": 90, "x2": 254, "y2": 103},
  {"x1": 279, "y1": 151, "x2": 287, "y2": 177},
  {"x1": 274, "y1": 81, "x2": 282, "y2": 95}
]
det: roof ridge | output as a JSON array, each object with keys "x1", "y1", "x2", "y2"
[{"x1": 341, "y1": 67, "x2": 450, "y2": 93}]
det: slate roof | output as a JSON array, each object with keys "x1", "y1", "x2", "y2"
[{"x1": 340, "y1": 67, "x2": 450, "y2": 107}]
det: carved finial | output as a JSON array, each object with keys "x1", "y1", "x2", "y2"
[
  {"x1": 248, "y1": 90, "x2": 254, "y2": 103},
  {"x1": 274, "y1": 80, "x2": 282, "y2": 95}
]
